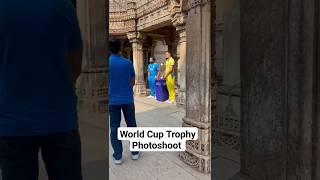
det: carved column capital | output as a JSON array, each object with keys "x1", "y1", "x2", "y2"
[
  {"x1": 172, "y1": 12, "x2": 187, "y2": 43},
  {"x1": 172, "y1": 12, "x2": 187, "y2": 28},
  {"x1": 176, "y1": 25, "x2": 187, "y2": 43},
  {"x1": 127, "y1": 32, "x2": 146, "y2": 44},
  {"x1": 187, "y1": 0, "x2": 210, "y2": 10}
]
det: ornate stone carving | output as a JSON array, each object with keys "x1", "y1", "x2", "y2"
[
  {"x1": 127, "y1": 32, "x2": 146, "y2": 43},
  {"x1": 213, "y1": 85, "x2": 240, "y2": 151},
  {"x1": 179, "y1": 151, "x2": 211, "y2": 173},
  {"x1": 110, "y1": 0, "x2": 177, "y2": 34},
  {"x1": 187, "y1": 0, "x2": 209, "y2": 9},
  {"x1": 179, "y1": 151, "x2": 200, "y2": 169}
]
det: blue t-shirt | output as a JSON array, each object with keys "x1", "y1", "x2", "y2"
[
  {"x1": 147, "y1": 63, "x2": 159, "y2": 79},
  {"x1": 0, "y1": 0, "x2": 82, "y2": 136},
  {"x1": 109, "y1": 54, "x2": 135, "y2": 105}
]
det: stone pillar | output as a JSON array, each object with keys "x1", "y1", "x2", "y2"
[
  {"x1": 231, "y1": 0, "x2": 319, "y2": 179},
  {"x1": 179, "y1": 0, "x2": 211, "y2": 173},
  {"x1": 127, "y1": 32, "x2": 147, "y2": 96},
  {"x1": 176, "y1": 26, "x2": 187, "y2": 107},
  {"x1": 172, "y1": 10, "x2": 187, "y2": 107},
  {"x1": 76, "y1": 0, "x2": 108, "y2": 113}
]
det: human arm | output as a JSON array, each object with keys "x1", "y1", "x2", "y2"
[
  {"x1": 68, "y1": 50, "x2": 82, "y2": 86},
  {"x1": 164, "y1": 65, "x2": 173, "y2": 79},
  {"x1": 164, "y1": 59, "x2": 174, "y2": 79},
  {"x1": 147, "y1": 65, "x2": 150, "y2": 78}
]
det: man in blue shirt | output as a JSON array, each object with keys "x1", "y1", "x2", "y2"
[
  {"x1": 0, "y1": 0, "x2": 82, "y2": 179},
  {"x1": 147, "y1": 57, "x2": 159, "y2": 99},
  {"x1": 109, "y1": 39, "x2": 139, "y2": 165}
]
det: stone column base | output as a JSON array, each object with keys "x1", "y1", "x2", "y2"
[
  {"x1": 176, "y1": 88, "x2": 186, "y2": 108},
  {"x1": 180, "y1": 119, "x2": 211, "y2": 173},
  {"x1": 134, "y1": 82, "x2": 147, "y2": 96},
  {"x1": 179, "y1": 151, "x2": 211, "y2": 173}
]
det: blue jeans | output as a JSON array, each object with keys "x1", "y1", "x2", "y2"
[
  {"x1": 109, "y1": 104, "x2": 138, "y2": 160},
  {"x1": 148, "y1": 77, "x2": 156, "y2": 96}
]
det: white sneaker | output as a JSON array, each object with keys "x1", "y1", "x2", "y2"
[
  {"x1": 131, "y1": 152, "x2": 140, "y2": 160},
  {"x1": 113, "y1": 157, "x2": 123, "y2": 165},
  {"x1": 166, "y1": 100, "x2": 173, "y2": 104},
  {"x1": 153, "y1": 96, "x2": 157, "y2": 99},
  {"x1": 147, "y1": 96, "x2": 153, "y2": 98}
]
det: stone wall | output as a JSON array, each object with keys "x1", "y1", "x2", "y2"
[
  {"x1": 231, "y1": 0, "x2": 320, "y2": 179},
  {"x1": 214, "y1": 0, "x2": 240, "y2": 152}
]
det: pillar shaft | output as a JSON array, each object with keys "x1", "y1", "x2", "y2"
[
  {"x1": 180, "y1": 0, "x2": 211, "y2": 173},
  {"x1": 176, "y1": 26, "x2": 187, "y2": 107},
  {"x1": 76, "y1": 0, "x2": 108, "y2": 113},
  {"x1": 128, "y1": 32, "x2": 146, "y2": 96}
]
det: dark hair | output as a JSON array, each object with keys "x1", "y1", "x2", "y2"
[
  {"x1": 109, "y1": 39, "x2": 121, "y2": 54},
  {"x1": 150, "y1": 57, "x2": 156, "y2": 61}
]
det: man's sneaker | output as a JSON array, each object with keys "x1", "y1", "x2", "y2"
[
  {"x1": 166, "y1": 100, "x2": 174, "y2": 104},
  {"x1": 147, "y1": 95, "x2": 153, "y2": 98},
  {"x1": 131, "y1": 152, "x2": 140, "y2": 160},
  {"x1": 113, "y1": 157, "x2": 123, "y2": 165}
]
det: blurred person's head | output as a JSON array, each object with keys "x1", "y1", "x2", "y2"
[
  {"x1": 149, "y1": 57, "x2": 156, "y2": 63},
  {"x1": 165, "y1": 52, "x2": 171, "y2": 59},
  {"x1": 109, "y1": 39, "x2": 122, "y2": 54}
]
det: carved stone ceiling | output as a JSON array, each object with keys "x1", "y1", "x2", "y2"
[{"x1": 109, "y1": 0, "x2": 182, "y2": 36}]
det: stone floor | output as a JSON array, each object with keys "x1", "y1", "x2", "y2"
[
  {"x1": 1, "y1": 96, "x2": 240, "y2": 180},
  {"x1": 109, "y1": 97, "x2": 210, "y2": 180}
]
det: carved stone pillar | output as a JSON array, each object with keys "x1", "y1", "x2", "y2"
[
  {"x1": 172, "y1": 11, "x2": 187, "y2": 108},
  {"x1": 175, "y1": 26, "x2": 187, "y2": 107},
  {"x1": 179, "y1": 0, "x2": 211, "y2": 173},
  {"x1": 127, "y1": 32, "x2": 147, "y2": 96},
  {"x1": 76, "y1": 0, "x2": 108, "y2": 113}
]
